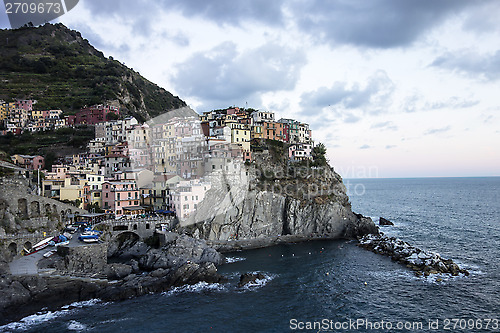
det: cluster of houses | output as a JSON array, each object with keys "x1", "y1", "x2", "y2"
[
  {"x1": 0, "y1": 99, "x2": 120, "y2": 134},
  {"x1": 200, "y1": 107, "x2": 313, "y2": 162},
  {"x1": 8, "y1": 105, "x2": 314, "y2": 221}
]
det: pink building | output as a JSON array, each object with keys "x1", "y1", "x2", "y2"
[
  {"x1": 65, "y1": 115, "x2": 76, "y2": 126},
  {"x1": 15, "y1": 100, "x2": 33, "y2": 111},
  {"x1": 75, "y1": 105, "x2": 120, "y2": 125},
  {"x1": 102, "y1": 181, "x2": 141, "y2": 217},
  {"x1": 288, "y1": 143, "x2": 312, "y2": 161},
  {"x1": 11, "y1": 154, "x2": 44, "y2": 170}
]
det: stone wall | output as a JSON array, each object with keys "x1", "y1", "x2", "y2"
[
  {"x1": 0, "y1": 176, "x2": 87, "y2": 258},
  {"x1": 56, "y1": 244, "x2": 107, "y2": 277}
]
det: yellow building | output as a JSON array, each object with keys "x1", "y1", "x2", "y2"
[
  {"x1": 59, "y1": 178, "x2": 87, "y2": 209},
  {"x1": 0, "y1": 102, "x2": 15, "y2": 121},
  {"x1": 228, "y1": 123, "x2": 250, "y2": 152},
  {"x1": 251, "y1": 125, "x2": 263, "y2": 139}
]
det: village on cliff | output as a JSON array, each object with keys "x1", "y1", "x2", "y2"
[{"x1": 1, "y1": 99, "x2": 315, "y2": 222}]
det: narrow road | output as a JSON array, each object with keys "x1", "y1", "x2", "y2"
[
  {"x1": 8, "y1": 232, "x2": 89, "y2": 275},
  {"x1": 8, "y1": 248, "x2": 48, "y2": 275}
]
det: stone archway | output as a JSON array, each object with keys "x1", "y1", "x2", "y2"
[
  {"x1": 45, "y1": 203, "x2": 51, "y2": 215},
  {"x1": 18, "y1": 198, "x2": 28, "y2": 219},
  {"x1": 30, "y1": 201, "x2": 40, "y2": 218},
  {"x1": 0, "y1": 199, "x2": 9, "y2": 220},
  {"x1": 23, "y1": 241, "x2": 32, "y2": 253},
  {"x1": 8, "y1": 242, "x2": 17, "y2": 259}
]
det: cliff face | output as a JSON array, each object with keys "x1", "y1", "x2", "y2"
[{"x1": 180, "y1": 149, "x2": 377, "y2": 248}]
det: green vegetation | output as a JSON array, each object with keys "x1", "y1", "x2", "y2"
[
  {"x1": 0, "y1": 127, "x2": 94, "y2": 167},
  {"x1": 0, "y1": 23, "x2": 186, "y2": 120},
  {"x1": 312, "y1": 143, "x2": 328, "y2": 167}
]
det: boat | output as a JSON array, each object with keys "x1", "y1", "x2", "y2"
[
  {"x1": 82, "y1": 238, "x2": 99, "y2": 243},
  {"x1": 81, "y1": 228, "x2": 102, "y2": 236},
  {"x1": 43, "y1": 250, "x2": 57, "y2": 258},
  {"x1": 78, "y1": 234, "x2": 100, "y2": 242},
  {"x1": 26, "y1": 237, "x2": 54, "y2": 255},
  {"x1": 55, "y1": 240, "x2": 70, "y2": 247}
]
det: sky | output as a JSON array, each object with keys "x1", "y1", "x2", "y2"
[{"x1": 1, "y1": 0, "x2": 499, "y2": 178}]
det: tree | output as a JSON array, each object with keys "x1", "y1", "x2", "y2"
[{"x1": 312, "y1": 143, "x2": 328, "y2": 167}]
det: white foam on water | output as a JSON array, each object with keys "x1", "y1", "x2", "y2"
[
  {"x1": 67, "y1": 320, "x2": 87, "y2": 331},
  {"x1": 225, "y1": 256, "x2": 246, "y2": 263},
  {"x1": 0, "y1": 299, "x2": 103, "y2": 332},
  {"x1": 0, "y1": 311, "x2": 62, "y2": 332},
  {"x1": 163, "y1": 281, "x2": 228, "y2": 296},
  {"x1": 238, "y1": 272, "x2": 278, "y2": 292}
]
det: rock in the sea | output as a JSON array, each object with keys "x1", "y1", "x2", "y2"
[
  {"x1": 379, "y1": 217, "x2": 394, "y2": 226},
  {"x1": 358, "y1": 233, "x2": 469, "y2": 277},
  {"x1": 238, "y1": 272, "x2": 266, "y2": 287}
]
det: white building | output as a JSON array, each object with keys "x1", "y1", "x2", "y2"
[{"x1": 171, "y1": 179, "x2": 211, "y2": 219}]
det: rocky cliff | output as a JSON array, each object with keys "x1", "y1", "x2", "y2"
[{"x1": 180, "y1": 148, "x2": 377, "y2": 250}]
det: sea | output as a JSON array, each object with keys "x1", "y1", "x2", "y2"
[{"x1": 2, "y1": 177, "x2": 499, "y2": 332}]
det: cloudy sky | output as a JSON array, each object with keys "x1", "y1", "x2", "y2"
[{"x1": 1, "y1": 0, "x2": 499, "y2": 178}]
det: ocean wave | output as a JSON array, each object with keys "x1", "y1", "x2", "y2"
[
  {"x1": 238, "y1": 272, "x2": 277, "y2": 292},
  {"x1": 163, "y1": 281, "x2": 228, "y2": 296},
  {"x1": 0, "y1": 311, "x2": 62, "y2": 332},
  {"x1": 0, "y1": 299, "x2": 103, "y2": 332},
  {"x1": 67, "y1": 320, "x2": 88, "y2": 331},
  {"x1": 225, "y1": 256, "x2": 246, "y2": 264}
]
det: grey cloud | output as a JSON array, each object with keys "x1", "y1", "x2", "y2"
[
  {"x1": 424, "y1": 126, "x2": 451, "y2": 135},
  {"x1": 289, "y1": 0, "x2": 472, "y2": 48},
  {"x1": 164, "y1": 0, "x2": 286, "y2": 27},
  {"x1": 461, "y1": 2, "x2": 500, "y2": 34},
  {"x1": 343, "y1": 113, "x2": 361, "y2": 124},
  {"x1": 0, "y1": 8, "x2": 9, "y2": 28},
  {"x1": 371, "y1": 121, "x2": 398, "y2": 131},
  {"x1": 300, "y1": 70, "x2": 395, "y2": 120},
  {"x1": 81, "y1": 0, "x2": 285, "y2": 31},
  {"x1": 430, "y1": 49, "x2": 500, "y2": 81},
  {"x1": 386, "y1": 145, "x2": 397, "y2": 149},
  {"x1": 77, "y1": 0, "x2": 491, "y2": 50},
  {"x1": 359, "y1": 144, "x2": 371, "y2": 149},
  {"x1": 425, "y1": 97, "x2": 479, "y2": 110},
  {"x1": 402, "y1": 93, "x2": 479, "y2": 113},
  {"x1": 171, "y1": 41, "x2": 306, "y2": 110}
]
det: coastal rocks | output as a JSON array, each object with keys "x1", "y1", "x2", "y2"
[
  {"x1": 379, "y1": 217, "x2": 394, "y2": 226},
  {"x1": 56, "y1": 243, "x2": 107, "y2": 277},
  {"x1": 238, "y1": 272, "x2": 266, "y2": 287},
  {"x1": 358, "y1": 233, "x2": 469, "y2": 277},
  {"x1": 105, "y1": 263, "x2": 133, "y2": 280},
  {"x1": 107, "y1": 233, "x2": 148, "y2": 259},
  {"x1": 139, "y1": 234, "x2": 224, "y2": 271},
  {"x1": 180, "y1": 161, "x2": 378, "y2": 250}
]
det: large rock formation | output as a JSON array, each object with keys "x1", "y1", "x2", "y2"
[{"x1": 180, "y1": 150, "x2": 377, "y2": 250}]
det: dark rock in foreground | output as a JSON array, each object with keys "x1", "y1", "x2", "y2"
[
  {"x1": 0, "y1": 232, "x2": 225, "y2": 325},
  {"x1": 379, "y1": 217, "x2": 394, "y2": 226},
  {"x1": 238, "y1": 272, "x2": 266, "y2": 288},
  {"x1": 358, "y1": 233, "x2": 469, "y2": 277}
]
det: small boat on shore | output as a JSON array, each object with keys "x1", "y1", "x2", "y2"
[
  {"x1": 82, "y1": 237, "x2": 99, "y2": 243},
  {"x1": 43, "y1": 250, "x2": 57, "y2": 258},
  {"x1": 26, "y1": 237, "x2": 54, "y2": 255},
  {"x1": 78, "y1": 234, "x2": 100, "y2": 242}
]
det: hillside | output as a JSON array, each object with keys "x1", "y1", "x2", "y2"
[{"x1": 0, "y1": 23, "x2": 186, "y2": 121}]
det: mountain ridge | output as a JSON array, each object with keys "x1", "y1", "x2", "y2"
[{"x1": 0, "y1": 23, "x2": 186, "y2": 121}]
